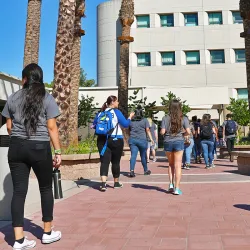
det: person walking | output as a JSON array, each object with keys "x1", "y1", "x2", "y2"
[
  {"x1": 222, "y1": 114, "x2": 238, "y2": 162},
  {"x1": 182, "y1": 120, "x2": 195, "y2": 170},
  {"x1": 128, "y1": 107, "x2": 153, "y2": 177},
  {"x1": 93, "y1": 96, "x2": 134, "y2": 191},
  {"x1": 161, "y1": 100, "x2": 190, "y2": 195},
  {"x1": 146, "y1": 117, "x2": 158, "y2": 163},
  {"x1": 1, "y1": 64, "x2": 62, "y2": 249},
  {"x1": 192, "y1": 116, "x2": 202, "y2": 163},
  {"x1": 198, "y1": 114, "x2": 216, "y2": 169}
]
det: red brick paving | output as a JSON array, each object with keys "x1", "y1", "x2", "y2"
[{"x1": 0, "y1": 158, "x2": 250, "y2": 249}]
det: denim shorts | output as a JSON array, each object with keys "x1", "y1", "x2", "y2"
[{"x1": 164, "y1": 140, "x2": 184, "y2": 152}]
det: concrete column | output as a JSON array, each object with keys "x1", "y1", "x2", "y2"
[{"x1": 0, "y1": 147, "x2": 13, "y2": 221}]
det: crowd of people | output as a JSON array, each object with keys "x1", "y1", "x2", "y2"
[{"x1": 1, "y1": 63, "x2": 239, "y2": 249}]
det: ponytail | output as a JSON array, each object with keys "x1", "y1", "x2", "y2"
[{"x1": 101, "y1": 95, "x2": 117, "y2": 111}]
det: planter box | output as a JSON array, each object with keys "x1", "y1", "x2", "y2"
[
  {"x1": 232, "y1": 151, "x2": 250, "y2": 175},
  {"x1": 219, "y1": 145, "x2": 250, "y2": 159}
]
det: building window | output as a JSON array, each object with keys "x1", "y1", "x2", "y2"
[
  {"x1": 238, "y1": 89, "x2": 248, "y2": 100},
  {"x1": 185, "y1": 51, "x2": 200, "y2": 64},
  {"x1": 161, "y1": 52, "x2": 175, "y2": 65},
  {"x1": 136, "y1": 15, "x2": 150, "y2": 28},
  {"x1": 184, "y1": 13, "x2": 198, "y2": 26},
  {"x1": 160, "y1": 14, "x2": 174, "y2": 27},
  {"x1": 232, "y1": 11, "x2": 243, "y2": 24},
  {"x1": 208, "y1": 12, "x2": 223, "y2": 25},
  {"x1": 137, "y1": 53, "x2": 151, "y2": 66},
  {"x1": 210, "y1": 50, "x2": 225, "y2": 64},
  {"x1": 235, "y1": 49, "x2": 246, "y2": 63}
]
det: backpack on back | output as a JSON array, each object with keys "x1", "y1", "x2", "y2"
[
  {"x1": 225, "y1": 120, "x2": 237, "y2": 136},
  {"x1": 200, "y1": 123, "x2": 213, "y2": 140},
  {"x1": 95, "y1": 110, "x2": 114, "y2": 136}
]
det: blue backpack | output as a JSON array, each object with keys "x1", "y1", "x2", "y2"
[
  {"x1": 225, "y1": 120, "x2": 237, "y2": 136},
  {"x1": 95, "y1": 109, "x2": 118, "y2": 156}
]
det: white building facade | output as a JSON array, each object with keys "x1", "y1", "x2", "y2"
[{"x1": 97, "y1": 0, "x2": 248, "y2": 120}]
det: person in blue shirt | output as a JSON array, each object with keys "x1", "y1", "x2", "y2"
[{"x1": 93, "y1": 95, "x2": 134, "y2": 191}]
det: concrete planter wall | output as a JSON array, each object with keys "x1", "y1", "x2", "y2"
[
  {"x1": 0, "y1": 147, "x2": 13, "y2": 221},
  {"x1": 232, "y1": 151, "x2": 250, "y2": 175},
  {"x1": 54, "y1": 153, "x2": 100, "y2": 180},
  {"x1": 219, "y1": 145, "x2": 250, "y2": 159}
]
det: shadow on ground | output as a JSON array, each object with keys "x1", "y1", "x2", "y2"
[
  {"x1": 131, "y1": 184, "x2": 167, "y2": 194},
  {"x1": 234, "y1": 204, "x2": 250, "y2": 211},
  {"x1": 0, "y1": 219, "x2": 43, "y2": 247}
]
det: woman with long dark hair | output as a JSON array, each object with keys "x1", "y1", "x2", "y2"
[
  {"x1": 93, "y1": 96, "x2": 134, "y2": 191},
  {"x1": 128, "y1": 106, "x2": 153, "y2": 177},
  {"x1": 2, "y1": 63, "x2": 62, "y2": 249},
  {"x1": 161, "y1": 100, "x2": 190, "y2": 195},
  {"x1": 198, "y1": 114, "x2": 216, "y2": 169}
]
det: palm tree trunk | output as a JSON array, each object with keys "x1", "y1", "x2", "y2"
[
  {"x1": 23, "y1": 0, "x2": 42, "y2": 67},
  {"x1": 68, "y1": 0, "x2": 85, "y2": 146},
  {"x1": 117, "y1": 0, "x2": 134, "y2": 118},
  {"x1": 117, "y1": 0, "x2": 134, "y2": 145},
  {"x1": 52, "y1": 0, "x2": 76, "y2": 148},
  {"x1": 240, "y1": 0, "x2": 250, "y2": 108}
]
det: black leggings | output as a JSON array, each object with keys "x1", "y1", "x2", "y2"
[
  {"x1": 226, "y1": 137, "x2": 235, "y2": 155},
  {"x1": 97, "y1": 137, "x2": 124, "y2": 178},
  {"x1": 8, "y1": 137, "x2": 54, "y2": 227}
]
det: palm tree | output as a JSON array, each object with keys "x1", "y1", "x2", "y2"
[
  {"x1": 68, "y1": 0, "x2": 86, "y2": 146},
  {"x1": 52, "y1": 0, "x2": 76, "y2": 148},
  {"x1": 117, "y1": 0, "x2": 134, "y2": 117},
  {"x1": 23, "y1": 0, "x2": 42, "y2": 67},
  {"x1": 240, "y1": 0, "x2": 250, "y2": 108}
]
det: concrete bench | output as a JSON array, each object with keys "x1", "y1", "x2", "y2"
[{"x1": 232, "y1": 151, "x2": 250, "y2": 175}]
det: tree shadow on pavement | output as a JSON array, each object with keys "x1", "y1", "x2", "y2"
[
  {"x1": 234, "y1": 204, "x2": 250, "y2": 211},
  {"x1": 131, "y1": 184, "x2": 168, "y2": 194},
  {"x1": 0, "y1": 218, "x2": 43, "y2": 247}
]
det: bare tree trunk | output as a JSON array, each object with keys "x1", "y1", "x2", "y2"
[
  {"x1": 52, "y1": 0, "x2": 76, "y2": 148},
  {"x1": 23, "y1": 0, "x2": 42, "y2": 67},
  {"x1": 68, "y1": 0, "x2": 86, "y2": 146},
  {"x1": 240, "y1": 0, "x2": 250, "y2": 108}
]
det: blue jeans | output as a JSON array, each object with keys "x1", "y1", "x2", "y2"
[
  {"x1": 213, "y1": 134, "x2": 217, "y2": 155},
  {"x1": 201, "y1": 140, "x2": 214, "y2": 165},
  {"x1": 193, "y1": 138, "x2": 201, "y2": 159},
  {"x1": 183, "y1": 139, "x2": 194, "y2": 165},
  {"x1": 129, "y1": 138, "x2": 148, "y2": 172}
]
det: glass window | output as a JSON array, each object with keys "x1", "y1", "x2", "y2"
[
  {"x1": 235, "y1": 49, "x2": 246, "y2": 63},
  {"x1": 160, "y1": 14, "x2": 174, "y2": 27},
  {"x1": 137, "y1": 15, "x2": 150, "y2": 28},
  {"x1": 185, "y1": 51, "x2": 200, "y2": 64},
  {"x1": 208, "y1": 12, "x2": 223, "y2": 25},
  {"x1": 232, "y1": 11, "x2": 243, "y2": 24},
  {"x1": 210, "y1": 50, "x2": 225, "y2": 64},
  {"x1": 184, "y1": 13, "x2": 198, "y2": 26},
  {"x1": 161, "y1": 52, "x2": 175, "y2": 65},
  {"x1": 238, "y1": 89, "x2": 248, "y2": 100},
  {"x1": 137, "y1": 53, "x2": 151, "y2": 66}
]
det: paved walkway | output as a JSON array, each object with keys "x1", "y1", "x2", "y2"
[{"x1": 1, "y1": 156, "x2": 250, "y2": 250}]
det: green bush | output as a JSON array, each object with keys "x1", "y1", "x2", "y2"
[
  {"x1": 62, "y1": 136, "x2": 98, "y2": 155},
  {"x1": 236, "y1": 137, "x2": 250, "y2": 146}
]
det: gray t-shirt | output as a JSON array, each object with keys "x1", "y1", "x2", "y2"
[
  {"x1": 222, "y1": 120, "x2": 238, "y2": 139},
  {"x1": 129, "y1": 118, "x2": 150, "y2": 140},
  {"x1": 1, "y1": 89, "x2": 60, "y2": 141},
  {"x1": 161, "y1": 115, "x2": 190, "y2": 142}
]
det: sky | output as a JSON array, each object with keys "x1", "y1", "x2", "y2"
[{"x1": 0, "y1": 0, "x2": 107, "y2": 83}]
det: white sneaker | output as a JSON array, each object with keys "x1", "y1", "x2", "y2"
[
  {"x1": 13, "y1": 237, "x2": 36, "y2": 249},
  {"x1": 42, "y1": 230, "x2": 62, "y2": 244}
]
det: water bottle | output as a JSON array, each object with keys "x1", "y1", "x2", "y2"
[{"x1": 53, "y1": 169, "x2": 63, "y2": 199}]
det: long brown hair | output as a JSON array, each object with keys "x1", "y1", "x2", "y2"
[
  {"x1": 201, "y1": 114, "x2": 211, "y2": 125},
  {"x1": 101, "y1": 95, "x2": 117, "y2": 111},
  {"x1": 169, "y1": 99, "x2": 182, "y2": 134}
]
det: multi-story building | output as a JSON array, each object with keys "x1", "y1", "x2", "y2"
[{"x1": 97, "y1": 0, "x2": 248, "y2": 120}]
